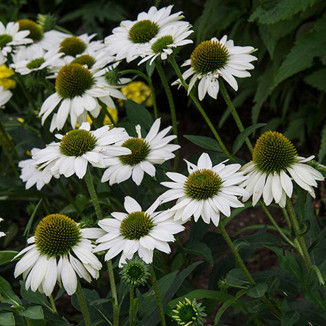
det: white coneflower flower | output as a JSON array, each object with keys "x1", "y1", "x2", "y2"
[
  {"x1": 19, "y1": 148, "x2": 58, "y2": 190},
  {"x1": 241, "y1": 131, "x2": 324, "y2": 208},
  {"x1": 94, "y1": 196, "x2": 184, "y2": 266},
  {"x1": 14, "y1": 214, "x2": 104, "y2": 296},
  {"x1": 138, "y1": 23, "x2": 193, "y2": 65},
  {"x1": 11, "y1": 44, "x2": 63, "y2": 75},
  {"x1": 159, "y1": 153, "x2": 248, "y2": 226},
  {"x1": 39, "y1": 62, "x2": 127, "y2": 131},
  {"x1": 0, "y1": 85, "x2": 12, "y2": 107},
  {"x1": 180, "y1": 35, "x2": 257, "y2": 100},
  {"x1": 0, "y1": 218, "x2": 5, "y2": 238},
  {"x1": 0, "y1": 21, "x2": 32, "y2": 56},
  {"x1": 31, "y1": 122, "x2": 131, "y2": 180},
  {"x1": 101, "y1": 118, "x2": 179, "y2": 185},
  {"x1": 105, "y1": 5, "x2": 187, "y2": 63}
]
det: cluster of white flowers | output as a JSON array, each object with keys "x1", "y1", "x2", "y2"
[{"x1": 6, "y1": 6, "x2": 323, "y2": 298}]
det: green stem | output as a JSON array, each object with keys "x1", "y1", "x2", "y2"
[
  {"x1": 260, "y1": 204, "x2": 295, "y2": 248},
  {"x1": 120, "y1": 69, "x2": 158, "y2": 119},
  {"x1": 76, "y1": 279, "x2": 92, "y2": 326},
  {"x1": 129, "y1": 284, "x2": 135, "y2": 326},
  {"x1": 49, "y1": 295, "x2": 58, "y2": 314},
  {"x1": 107, "y1": 261, "x2": 119, "y2": 326},
  {"x1": 169, "y1": 56, "x2": 234, "y2": 161},
  {"x1": 286, "y1": 197, "x2": 312, "y2": 271},
  {"x1": 155, "y1": 61, "x2": 179, "y2": 170},
  {"x1": 84, "y1": 167, "x2": 103, "y2": 220},
  {"x1": 25, "y1": 318, "x2": 33, "y2": 326},
  {"x1": 219, "y1": 79, "x2": 253, "y2": 153},
  {"x1": 149, "y1": 264, "x2": 166, "y2": 326},
  {"x1": 218, "y1": 222, "x2": 255, "y2": 285}
]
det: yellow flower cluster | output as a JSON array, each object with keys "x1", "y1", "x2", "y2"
[
  {"x1": 0, "y1": 65, "x2": 16, "y2": 90},
  {"x1": 121, "y1": 81, "x2": 153, "y2": 107}
]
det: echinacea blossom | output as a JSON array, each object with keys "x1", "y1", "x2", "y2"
[
  {"x1": 180, "y1": 35, "x2": 257, "y2": 100},
  {"x1": 241, "y1": 131, "x2": 324, "y2": 208},
  {"x1": 159, "y1": 153, "x2": 248, "y2": 226},
  {"x1": 101, "y1": 118, "x2": 179, "y2": 185},
  {"x1": 94, "y1": 196, "x2": 184, "y2": 266},
  {"x1": 105, "y1": 5, "x2": 188, "y2": 63},
  {"x1": 14, "y1": 214, "x2": 104, "y2": 296}
]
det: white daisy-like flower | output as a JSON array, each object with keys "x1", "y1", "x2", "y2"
[
  {"x1": 159, "y1": 153, "x2": 248, "y2": 226},
  {"x1": 11, "y1": 44, "x2": 63, "y2": 75},
  {"x1": 0, "y1": 21, "x2": 32, "y2": 56},
  {"x1": 0, "y1": 218, "x2": 5, "y2": 238},
  {"x1": 14, "y1": 213, "x2": 104, "y2": 296},
  {"x1": 94, "y1": 196, "x2": 184, "y2": 266},
  {"x1": 0, "y1": 85, "x2": 12, "y2": 107},
  {"x1": 138, "y1": 22, "x2": 193, "y2": 66},
  {"x1": 101, "y1": 118, "x2": 180, "y2": 185},
  {"x1": 179, "y1": 35, "x2": 257, "y2": 100},
  {"x1": 241, "y1": 131, "x2": 324, "y2": 208},
  {"x1": 105, "y1": 5, "x2": 187, "y2": 62},
  {"x1": 31, "y1": 122, "x2": 131, "y2": 180},
  {"x1": 19, "y1": 148, "x2": 59, "y2": 190},
  {"x1": 39, "y1": 61, "x2": 127, "y2": 131}
]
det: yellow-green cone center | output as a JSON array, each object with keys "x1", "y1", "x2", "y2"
[
  {"x1": 71, "y1": 54, "x2": 95, "y2": 68},
  {"x1": 253, "y1": 131, "x2": 297, "y2": 174},
  {"x1": 191, "y1": 40, "x2": 229, "y2": 74},
  {"x1": 129, "y1": 20, "x2": 159, "y2": 43},
  {"x1": 60, "y1": 36, "x2": 86, "y2": 56},
  {"x1": 120, "y1": 211, "x2": 154, "y2": 240},
  {"x1": 177, "y1": 304, "x2": 197, "y2": 324},
  {"x1": 151, "y1": 35, "x2": 173, "y2": 53},
  {"x1": 35, "y1": 214, "x2": 81, "y2": 257},
  {"x1": 56, "y1": 63, "x2": 94, "y2": 99},
  {"x1": 18, "y1": 19, "x2": 43, "y2": 42},
  {"x1": 26, "y1": 57, "x2": 45, "y2": 70},
  {"x1": 185, "y1": 169, "x2": 222, "y2": 200},
  {"x1": 0, "y1": 34, "x2": 13, "y2": 48},
  {"x1": 60, "y1": 129, "x2": 97, "y2": 156},
  {"x1": 119, "y1": 138, "x2": 150, "y2": 166}
]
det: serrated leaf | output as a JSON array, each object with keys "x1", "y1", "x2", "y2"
[
  {"x1": 183, "y1": 135, "x2": 223, "y2": 152},
  {"x1": 318, "y1": 123, "x2": 326, "y2": 161},
  {"x1": 125, "y1": 100, "x2": 153, "y2": 131},
  {"x1": 18, "y1": 306, "x2": 44, "y2": 319},
  {"x1": 0, "y1": 276, "x2": 22, "y2": 307},
  {"x1": 0, "y1": 312, "x2": 15, "y2": 326},
  {"x1": 304, "y1": 67, "x2": 326, "y2": 91},
  {"x1": 249, "y1": 0, "x2": 320, "y2": 24},
  {"x1": 247, "y1": 283, "x2": 268, "y2": 298},
  {"x1": 232, "y1": 123, "x2": 266, "y2": 154},
  {"x1": 273, "y1": 15, "x2": 326, "y2": 88},
  {"x1": 0, "y1": 251, "x2": 18, "y2": 266}
]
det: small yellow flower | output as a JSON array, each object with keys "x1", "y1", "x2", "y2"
[
  {"x1": 103, "y1": 106, "x2": 118, "y2": 125},
  {"x1": 121, "y1": 81, "x2": 152, "y2": 107},
  {"x1": 0, "y1": 65, "x2": 16, "y2": 90}
]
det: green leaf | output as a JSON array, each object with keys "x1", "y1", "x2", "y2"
[
  {"x1": 23, "y1": 198, "x2": 42, "y2": 238},
  {"x1": 183, "y1": 135, "x2": 223, "y2": 152},
  {"x1": 305, "y1": 67, "x2": 326, "y2": 92},
  {"x1": 226, "y1": 268, "x2": 250, "y2": 287},
  {"x1": 232, "y1": 123, "x2": 266, "y2": 154},
  {"x1": 184, "y1": 241, "x2": 214, "y2": 265},
  {"x1": 281, "y1": 310, "x2": 300, "y2": 326},
  {"x1": 247, "y1": 283, "x2": 268, "y2": 298},
  {"x1": 249, "y1": 0, "x2": 320, "y2": 24},
  {"x1": 18, "y1": 306, "x2": 44, "y2": 319},
  {"x1": 0, "y1": 312, "x2": 15, "y2": 326},
  {"x1": 125, "y1": 100, "x2": 153, "y2": 131},
  {"x1": 20, "y1": 282, "x2": 52, "y2": 311},
  {"x1": 146, "y1": 60, "x2": 155, "y2": 77},
  {"x1": 273, "y1": 15, "x2": 326, "y2": 88},
  {"x1": 318, "y1": 123, "x2": 326, "y2": 161},
  {"x1": 0, "y1": 276, "x2": 22, "y2": 307},
  {"x1": 0, "y1": 251, "x2": 18, "y2": 266}
]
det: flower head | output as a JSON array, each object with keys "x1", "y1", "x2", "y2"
[
  {"x1": 242, "y1": 131, "x2": 324, "y2": 207},
  {"x1": 160, "y1": 153, "x2": 248, "y2": 226},
  {"x1": 14, "y1": 213, "x2": 104, "y2": 296},
  {"x1": 180, "y1": 36, "x2": 257, "y2": 100},
  {"x1": 172, "y1": 298, "x2": 206, "y2": 326},
  {"x1": 101, "y1": 118, "x2": 179, "y2": 185},
  {"x1": 120, "y1": 256, "x2": 149, "y2": 286},
  {"x1": 121, "y1": 81, "x2": 153, "y2": 107},
  {"x1": 105, "y1": 6, "x2": 188, "y2": 63},
  {"x1": 94, "y1": 196, "x2": 184, "y2": 266}
]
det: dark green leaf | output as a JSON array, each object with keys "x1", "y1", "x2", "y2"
[
  {"x1": 184, "y1": 241, "x2": 214, "y2": 265},
  {"x1": 23, "y1": 198, "x2": 42, "y2": 238},
  {"x1": 0, "y1": 251, "x2": 18, "y2": 266},
  {"x1": 183, "y1": 135, "x2": 223, "y2": 152},
  {"x1": 247, "y1": 283, "x2": 268, "y2": 298},
  {"x1": 0, "y1": 276, "x2": 22, "y2": 307},
  {"x1": 319, "y1": 123, "x2": 326, "y2": 161},
  {"x1": 125, "y1": 100, "x2": 153, "y2": 131},
  {"x1": 0, "y1": 312, "x2": 15, "y2": 326},
  {"x1": 232, "y1": 123, "x2": 266, "y2": 154},
  {"x1": 18, "y1": 306, "x2": 44, "y2": 319},
  {"x1": 281, "y1": 310, "x2": 300, "y2": 326},
  {"x1": 304, "y1": 67, "x2": 326, "y2": 91},
  {"x1": 20, "y1": 282, "x2": 52, "y2": 311}
]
